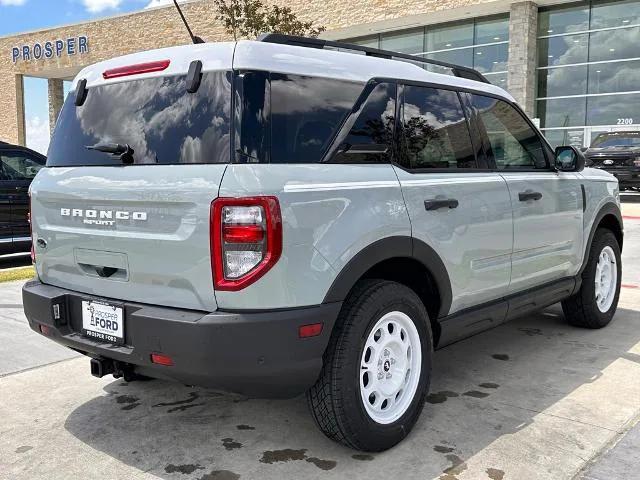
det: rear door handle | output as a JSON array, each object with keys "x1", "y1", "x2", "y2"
[
  {"x1": 518, "y1": 190, "x2": 542, "y2": 202},
  {"x1": 424, "y1": 198, "x2": 459, "y2": 211}
]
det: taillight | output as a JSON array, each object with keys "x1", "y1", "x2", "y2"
[{"x1": 211, "y1": 197, "x2": 282, "y2": 291}]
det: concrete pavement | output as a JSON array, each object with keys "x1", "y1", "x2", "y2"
[{"x1": 0, "y1": 217, "x2": 639, "y2": 480}]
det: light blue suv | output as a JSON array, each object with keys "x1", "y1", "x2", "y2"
[{"x1": 23, "y1": 34, "x2": 624, "y2": 451}]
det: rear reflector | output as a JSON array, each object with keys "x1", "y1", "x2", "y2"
[
  {"x1": 299, "y1": 323, "x2": 323, "y2": 338},
  {"x1": 150, "y1": 353, "x2": 174, "y2": 366},
  {"x1": 103, "y1": 60, "x2": 170, "y2": 79},
  {"x1": 39, "y1": 324, "x2": 51, "y2": 336}
]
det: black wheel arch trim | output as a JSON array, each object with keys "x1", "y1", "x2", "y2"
[
  {"x1": 579, "y1": 202, "x2": 623, "y2": 277},
  {"x1": 322, "y1": 236, "x2": 453, "y2": 318}
]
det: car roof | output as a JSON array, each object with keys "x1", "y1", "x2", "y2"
[
  {"x1": 73, "y1": 40, "x2": 514, "y2": 103},
  {"x1": 0, "y1": 141, "x2": 46, "y2": 157}
]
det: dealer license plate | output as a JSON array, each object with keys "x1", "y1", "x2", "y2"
[{"x1": 81, "y1": 300, "x2": 124, "y2": 345}]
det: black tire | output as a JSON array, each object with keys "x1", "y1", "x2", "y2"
[
  {"x1": 562, "y1": 229, "x2": 621, "y2": 329},
  {"x1": 306, "y1": 279, "x2": 432, "y2": 452}
]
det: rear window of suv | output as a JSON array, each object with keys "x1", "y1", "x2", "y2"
[{"x1": 47, "y1": 71, "x2": 232, "y2": 166}]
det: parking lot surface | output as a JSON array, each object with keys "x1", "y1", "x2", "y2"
[{"x1": 0, "y1": 214, "x2": 638, "y2": 480}]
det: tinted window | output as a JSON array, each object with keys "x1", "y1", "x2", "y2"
[
  {"x1": 471, "y1": 95, "x2": 547, "y2": 169},
  {"x1": 47, "y1": 72, "x2": 232, "y2": 166},
  {"x1": 0, "y1": 152, "x2": 44, "y2": 180},
  {"x1": 592, "y1": 132, "x2": 640, "y2": 148},
  {"x1": 401, "y1": 86, "x2": 476, "y2": 169},
  {"x1": 331, "y1": 82, "x2": 396, "y2": 164},
  {"x1": 270, "y1": 75, "x2": 364, "y2": 163}
]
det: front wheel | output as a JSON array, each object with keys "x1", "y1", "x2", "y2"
[
  {"x1": 307, "y1": 279, "x2": 432, "y2": 451},
  {"x1": 562, "y1": 229, "x2": 622, "y2": 328}
]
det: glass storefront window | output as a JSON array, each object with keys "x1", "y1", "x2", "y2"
[
  {"x1": 474, "y1": 16, "x2": 509, "y2": 44},
  {"x1": 537, "y1": 65, "x2": 588, "y2": 97},
  {"x1": 348, "y1": 35, "x2": 380, "y2": 48},
  {"x1": 425, "y1": 21, "x2": 474, "y2": 51},
  {"x1": 541, "y1": 129, "x2": 586, "y2": 149},
  {"x1": 539, "y1": 3, "x2": 589, "y2": 35},
  {"x1": 589, "y1": 27, "x2": 640, "y2": 62},
  {"x1": 537, "y1": 97, "x2": 587, "y2": 128},
  {"x1": 426, "y1": 49, "x2": 474, "y2": 68},
  {"x1": 473, "y1": 43, "x2": 508, "y2": 73},
  {"x1": 588, "y1": 60, "x2": 640, "y2": 94},
  {"x1": 485, "y1": 72, "x2": 507, "y2": 87},
  {"x1": 538, "y1": 34, "x2": 588, "y2": 67},
  {"x1": 380, "y1": 28, "x2": 424, "y2": 54},
  {"x1": 591, "y1": 0, "x2": 640, "y2": 29},
  {"x1": 587, "y1": 93, "x2": 640, "y2": 125}
]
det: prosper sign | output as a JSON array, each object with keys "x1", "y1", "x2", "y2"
[{"x1": 12, "y1": 36, "x2": 89, "y2": 63}]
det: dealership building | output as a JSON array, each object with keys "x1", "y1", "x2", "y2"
[{"x1": 0, "y1": 0, "x2": 638, "y2": 150}]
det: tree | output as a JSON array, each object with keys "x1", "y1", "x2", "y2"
[{"x1": 213, "y1": 0, "x2": 325, "y2": 40}]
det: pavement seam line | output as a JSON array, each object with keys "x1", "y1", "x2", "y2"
[
  {"x1": 0, "y1": 355, "x2": 79, "y2": 379},
  {"x1": 494, "y1": 401, "x2": 619, "y2": 433}
]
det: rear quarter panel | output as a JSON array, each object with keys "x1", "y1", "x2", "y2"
[{"x1": 216, "y1": 164, "x2": 410, "y2": 309}]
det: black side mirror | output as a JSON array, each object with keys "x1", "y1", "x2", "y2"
[{"x1": 555, "y1": 146, "x2": 585, "y2": 172}]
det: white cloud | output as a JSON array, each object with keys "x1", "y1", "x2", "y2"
[
  {"x1": 82, "y1": 0, "x2": 122, "y2": 13},
  {"x1": 26, "y1": 116, "x2": 50, "y2": 155},
  {"x1": 0, "y1": 0, "x2": 27, "y2": 5}
]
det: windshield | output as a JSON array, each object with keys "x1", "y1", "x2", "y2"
[
  {"x1": 591, "y1": 132, "x2": 640, "y2": 148},
  {"x1": 47, "y1": 71, "x2": 232, "y2": 166}
]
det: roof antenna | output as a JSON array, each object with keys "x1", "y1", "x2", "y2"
[{"x1": 172, "y1": 0, "x2": 205, "y2": 44}]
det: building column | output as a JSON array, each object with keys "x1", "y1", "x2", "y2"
[
  {"x1": 508, "y1": 1, "x2": 538, "y2": 117},
  {"x1": 48, "y1": 79, "x2": 65, "y2": 136},
  {"x1": 15, "y1": 74, "x2": 26, "y2": 146},
  {"x1": 0, "y1": 73, "x2": 27, "y2": 146}
]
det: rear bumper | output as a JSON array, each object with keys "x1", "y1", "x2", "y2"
[{"x1": 22, "y1": 279, "x2": 341, "y2": 398}]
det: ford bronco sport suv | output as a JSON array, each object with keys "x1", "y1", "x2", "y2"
[{"x1": 23, "y1": 34, "x2": 624, "y2": 452}]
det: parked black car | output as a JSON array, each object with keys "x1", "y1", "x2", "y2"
[
  {"x1": 0, "y1": 141, "x2": 46, "y2": 255},
  {"x1": 584, "y1": 131, "x2": 640, "y2": 191}
]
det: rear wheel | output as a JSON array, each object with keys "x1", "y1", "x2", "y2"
[
  {"x1": 562, "y1": 229, "x2": 621, "y2": 328},
  {"x1": 307, "y1": 279, "x2": 432, "y2": 451}
]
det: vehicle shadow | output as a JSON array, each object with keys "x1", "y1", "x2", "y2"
[{"x1": 63, "y1": 305, "x2": 640, "y2": 480}]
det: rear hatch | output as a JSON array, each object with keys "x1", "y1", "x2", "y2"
[{"x1": 31, "y1": 44, "x2": 235, "y2": 311}]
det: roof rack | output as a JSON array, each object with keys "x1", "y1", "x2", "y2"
[{"x1": 258, "y1": 33, "x2": 491, "y2": 84}]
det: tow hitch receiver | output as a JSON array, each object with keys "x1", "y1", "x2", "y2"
[{"x1": 90, "y1": 358, "x2": 114, "y2": 378}]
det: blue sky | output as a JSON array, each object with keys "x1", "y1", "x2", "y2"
[{"x1": 1, "y1": 0, "x2": 176, "y2": 153}]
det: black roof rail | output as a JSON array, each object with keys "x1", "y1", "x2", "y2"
[{"x1": 257, "y1": 33, "x2": 491, "y2": 84}]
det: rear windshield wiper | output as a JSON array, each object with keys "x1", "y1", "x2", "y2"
[{"x1": 86, "y1": 143, "x2": 135, "y2": 164}]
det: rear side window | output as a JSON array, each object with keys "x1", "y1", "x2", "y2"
[
  {"x1": 470, "y1": 95, "x2": 547, "y2": 170},
  {"x1": 401, "y1": 86, "x2": 476, "y2": 170},
  {"x1": 330, "y1": 82, "x2": 397, "y2": 164},
  {"x1": 0, "y1": 151, "x2": 44, "y2": 180},
  {"x1": 47, "y1": 72, "x2": 232, "y2": 166},
  {"x1": 270, "y1": 74, "x2": 364, "y2": 163}
]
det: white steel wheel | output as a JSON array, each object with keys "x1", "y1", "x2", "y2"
[
  {"x1": 595, "y1": 245, "x2": 617, "y2": 313},
  {"x1": 359, "y1": 311, "x2": 422, "y2": 424}
]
